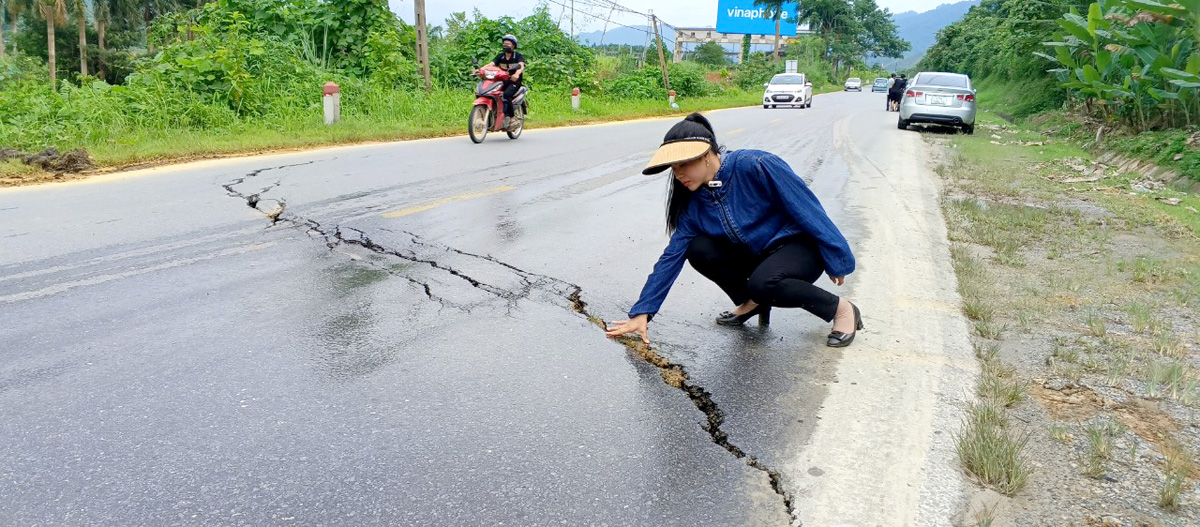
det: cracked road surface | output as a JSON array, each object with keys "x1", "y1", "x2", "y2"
[{"x1": 1, "y1": 94, "x2": 977, "y2": 526}]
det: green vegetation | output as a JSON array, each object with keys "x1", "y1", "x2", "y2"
[
  {"x1": 0, "y1": 0, "x2": 909, "y2": 177},
  {"x1": 0, "y1": 52, "x2": 759, "y2": 169},
  {"x1": 1040, "y1": 0, "x2": 1199, "y2": 132},
  {"x1": 794, "y1": 0, "x2": 910, "y2": 77},
  {"x1": 955, "y1": 401, "x2": 1032, "y2": 495},
  {"x1": 691, "y1": 40, "x2": 730, "y2": 67},
  {"x1": 940, "y1": 109, "x2": 1199, "y2": 517},
  {"x1": 922, "y1": 0, "x2": 1199, "y2": 183}
]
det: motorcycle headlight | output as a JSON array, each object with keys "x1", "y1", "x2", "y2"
[{"x1": 485, "y1": 71, "x2": 497, "y2": 80}]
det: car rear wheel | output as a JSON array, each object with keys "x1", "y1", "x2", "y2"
[
  {"x1": 897, "y1": 117, "x2": 908, "y2": 130},
  {"x1": 763, "y1": 105, "x2": 768, "y2": 109},
  {"x1": 962, "y1": 124, "x2": 974, "y2": 135}
]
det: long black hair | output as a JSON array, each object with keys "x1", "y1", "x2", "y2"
[{"x1": 665, "y1": 112, "x2": 722, "y2": 235}]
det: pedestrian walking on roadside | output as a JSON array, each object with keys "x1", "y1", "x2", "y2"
[
  {"x1": 605, "y1": 113, "x2": 863, "y2": 348},
  {"x1": 888, "y1": 74, "x2": 908, "y2": 112},
  {"x1": 886, "y1": 74, "x2": 898, "y2": 110}
]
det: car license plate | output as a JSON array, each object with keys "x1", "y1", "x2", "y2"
[{"x1": 928, "y1": 95, "x2": 950, "y2": 106}]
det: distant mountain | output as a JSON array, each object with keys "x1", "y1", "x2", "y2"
[
  {"x1": 576, "y1": 24, "x2": 676, "y2": 48},
  {"x1": 876, "y1": 1, "x2": 979, "y2": 72}
]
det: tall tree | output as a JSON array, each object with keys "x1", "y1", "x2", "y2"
[
  {"x1": 36, "y1": 0, "x2": 66, "y2": 87},
  {"x1": 4, "y1": 0, "x2": 31, "y2": 55},
  {"x1": 753, "y1": 0, "x2": 787, "y2": 61},
  {"x1": 0, "y1": 0, "x2": 7, "y2": 56},
  {"x1": 799, "y1": 0, "x2": 907, "y2": 77},
  {"x1": 71, "y1": 0, "x2": 85, "y2": 75},
  {"x1": 93, "y1": 0, "x2": 111, "y2": 51},
  {"x1": 799, "y1": 0, "x2": 855, "y2": 75},
  {"x1": 850, "y1": 0, "x2": 908, "y2": 61},
  {"x1": 693, "y1": 40, "x2": 730, "y2": 66}
]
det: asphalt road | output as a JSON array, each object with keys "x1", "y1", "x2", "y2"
[{"x1": 0, "y1": 91, "x2": 977, "y2": 526}]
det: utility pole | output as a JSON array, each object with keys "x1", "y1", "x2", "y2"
[
  {"x1": 570, "y1": 0, "x2": 574, "y2": 39},
  {"x1": 414, "y1": 0, "x2": 432, "y2": 92},
  {"x1": 639, "y1": 14, "x2": 650, "y2": 67},
  {"x1": 651, "y1": 13, "x2": 670, "y2": 90}
]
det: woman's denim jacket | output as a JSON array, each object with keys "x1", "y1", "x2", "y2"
[{"x1": 629, "y1": 149, "x2": 855, "y2": 318}]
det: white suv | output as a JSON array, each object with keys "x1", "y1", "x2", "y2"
[{"x1": 762, "y1": 73, "x2": 812, "y2": 109}]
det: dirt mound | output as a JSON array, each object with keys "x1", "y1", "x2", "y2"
[{"x1": 0, "y1": 147, "x2": 94, "y2": 173}]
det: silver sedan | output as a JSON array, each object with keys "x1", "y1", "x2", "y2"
[{"x1": 897, "y1": 72, "x2": 977, "y2": 134}]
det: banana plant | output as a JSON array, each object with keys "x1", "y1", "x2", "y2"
[{"x1": 1041, "y1": 0, "x2": 1198, "y2": 129}]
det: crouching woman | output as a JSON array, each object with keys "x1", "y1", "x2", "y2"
[{"x1": 605, "y1": 113, "x2": 863, "y2": 347}]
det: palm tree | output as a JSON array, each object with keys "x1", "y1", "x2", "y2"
[
  {"x1": 754, "y1": 0, "x2": 787, "y2": 62},
  {"x1": 37, "y1": 0, "x2": 66, "y2": 87},
  {"x1": 94, "y1": 0, "x2": 111, "y2": 51},
  {"x1": 1, "y1": 0, "x2": 8, "y2": 56},
  {"x1": 3, "y1": 0, "x2": 32, "y2": 56},
  {"x1": 71, "y1": 0, "x2": 85, "y2": 75}
]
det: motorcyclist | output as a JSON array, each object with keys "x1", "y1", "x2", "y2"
[{"x1": 485, "y1": 34, "x2": 526, "y2": 127}]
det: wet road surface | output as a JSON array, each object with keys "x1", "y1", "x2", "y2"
[{"x1": 1, "y1": 92, "x2": 974, "y2": 525}]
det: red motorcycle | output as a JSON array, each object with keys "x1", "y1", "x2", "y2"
[{"x1": 468, "y1": 64, "x2": 528, "y2": 143}]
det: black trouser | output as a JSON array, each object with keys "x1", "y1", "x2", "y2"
[
  {"x1": 887, "y1": 91, "x2": 900, "y2": 109},
  {"x1": 502, "y1": 81, "x2": 522, "y2": 116},
  {"x1": 686, "y1": 235, "x2": 840, "y2": 322}
]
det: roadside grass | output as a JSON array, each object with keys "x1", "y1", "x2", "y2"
[
  {"x1": 1159, "y1": 439, "x2": 1195, "y2": 511},
  {"x1": 94, "y1": 90, "x2": 761, "y2": 166},
  {"x1": 1008, "y1": 97, "x2": 1200, "y2": 185},
  {"x1": 1080, "y1": 422, "x2": 1118, "y2": 478},
  {"x1": 973, "y1": 502, "x2": 998, "y2": 527},
  {"x1": 2, "y1": 88, "x2": 762, "y2": 182},
  {"x1": 0, "y1": 159, "x2": 41, "y2": 178},
  {"x1": 937, "y1": 110, "x2": 1200, "y2": 512},
  {"x1": 955, "y1": 400, "x2": 1032, "y2": 496},
  {"x1": 1049, "y1": 424, "x2": 1071, "y2": 444},
  {"x1": 953, "y1": 249, "x2": 1032, "y2": 495}
]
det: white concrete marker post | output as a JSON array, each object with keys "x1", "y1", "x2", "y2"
[
  {"x1": 571, "y1": 87, "x2": 581, "y2": 111},
  {"x1": 323, "y1": 82, "x2": 341, "y2": 125},
  {"x1": 668, "y1": 89, "x2": 677, "y2": 107}
]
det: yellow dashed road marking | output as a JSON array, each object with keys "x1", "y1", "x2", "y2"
[{"x1": 381, "y1": 186, "x2": 515, "y2": 218}]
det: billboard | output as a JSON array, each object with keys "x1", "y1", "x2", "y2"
[{"x1": 715, "y1": 0, "x2": 800, "y2": 36}]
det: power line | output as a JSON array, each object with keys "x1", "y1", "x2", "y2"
[{"x1": 543, "y1": 0, "x2": 675, "y2": 45}]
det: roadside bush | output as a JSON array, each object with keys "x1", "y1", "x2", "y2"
[
  {"x1": 667, "y1": 62, "x2": 719, "y2": 97},
  {"x1": 603, "y1": 69, "x2": 661, "y2": 99},
  {"x1": 602, "y1": 62, "x2": 719, "y2": 99},
  {"x1": 734, "y1": 53, "x2": 783, "y2": 90},
  {"x1": 1041, "y1": 0, "x2": 1198, "y2": 132},
  {"x1": 434, "y1": 8, "x2": 596, "y2": 91},
  {"x1": 732, "y1": 52, "x2": 835, "y2": 91},
  {"x1": 133, "y1": 18, "x2": 324, "y2": 116},
  {"x1": 184, "y1": 0, "x2": 415, "y2": 81}
]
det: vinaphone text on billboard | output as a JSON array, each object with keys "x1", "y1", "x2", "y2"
[{"x1": 715, "y1": 0, "x2": 800, "y2": 36}]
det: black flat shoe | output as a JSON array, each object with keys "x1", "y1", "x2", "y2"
[
  {"x1": 716, "y1": 305, "x2": 771, "y2": 326},
  {"x1": 827, "y1": 303, "x2": 863, "y2": 348}
]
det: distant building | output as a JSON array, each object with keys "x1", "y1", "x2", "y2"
[{"x1": 673, "y1": 24, "x2": 813, "y2": 63}]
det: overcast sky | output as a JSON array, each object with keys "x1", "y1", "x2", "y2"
[{"x1": 389, "y1": 0, "x2": 962, "y2": 32}]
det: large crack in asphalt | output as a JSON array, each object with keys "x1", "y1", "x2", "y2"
[{"x1": 222, "y1": 163, "x2": 800, "y2": 526}]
